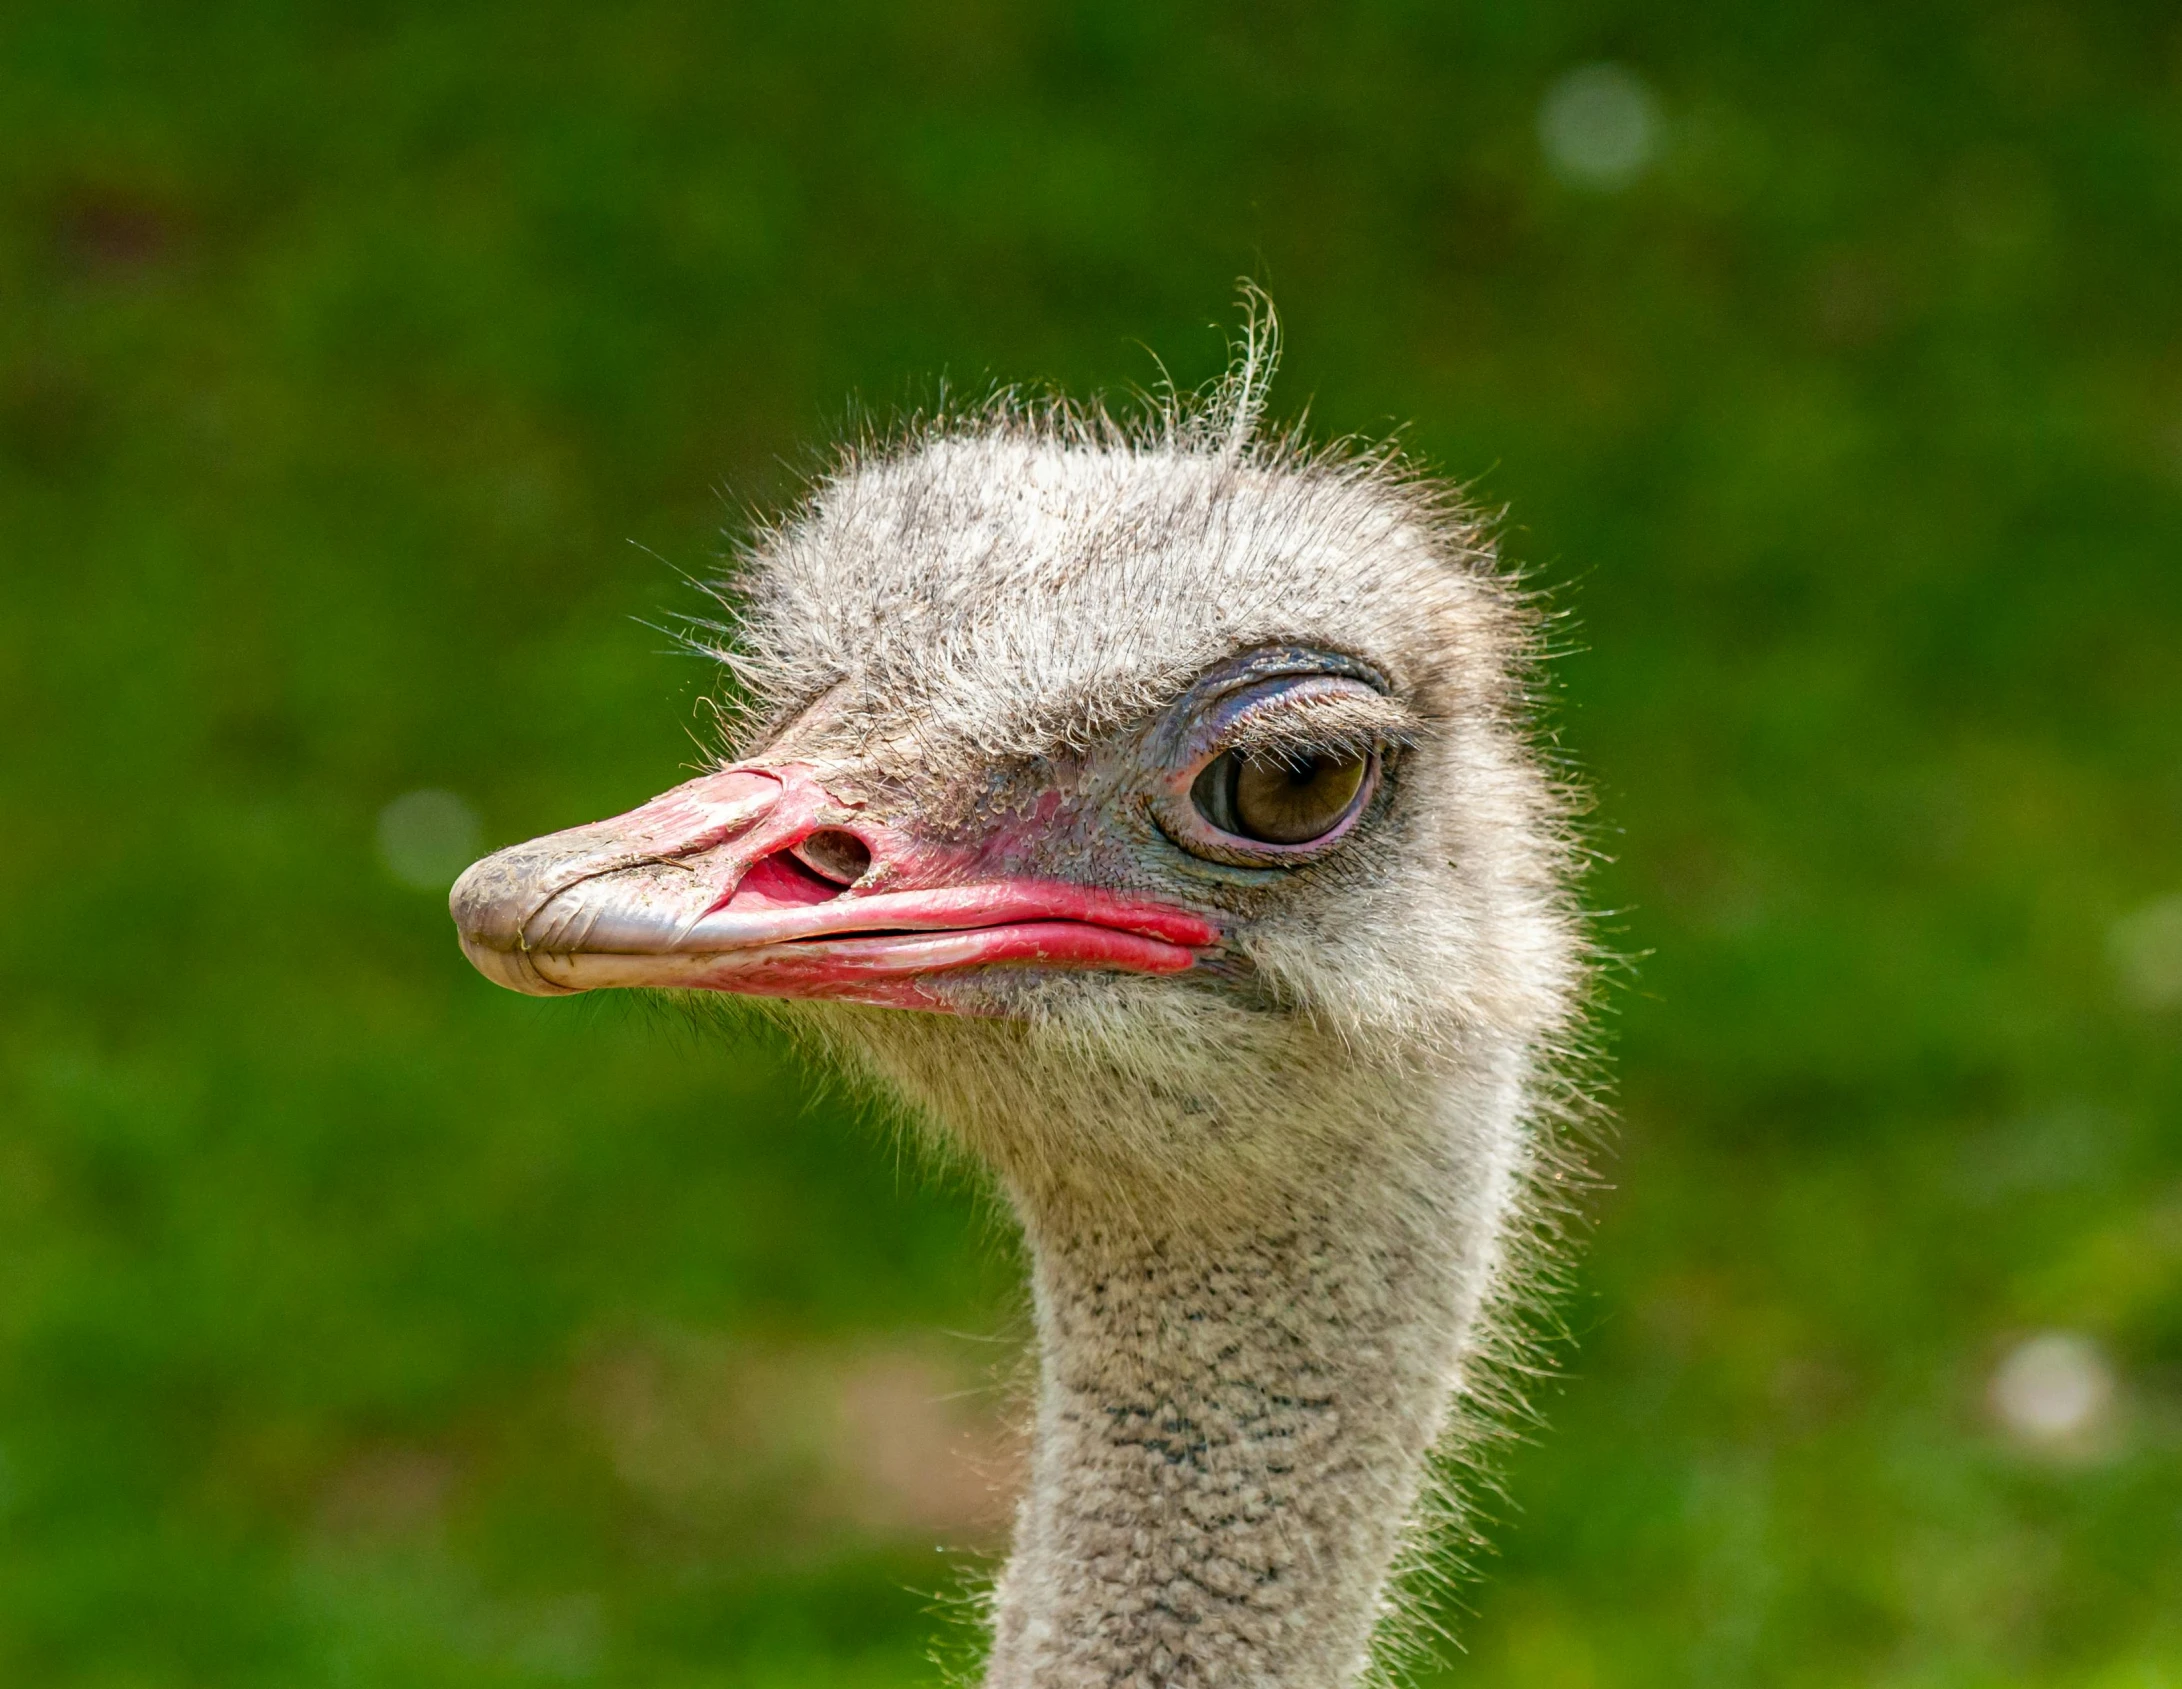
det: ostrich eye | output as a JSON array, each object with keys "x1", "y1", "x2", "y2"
[{"x1": 1191, "y1": 749, "x2": 1369, "y2": 845}]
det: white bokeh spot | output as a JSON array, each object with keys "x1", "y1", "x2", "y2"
[
  {"x1": 1989, "y1": 1330, "x2": 2115, "y2": 1449},
  {"x1": 1539, "y1": 63, "x2": 1662, "y2": 189}
]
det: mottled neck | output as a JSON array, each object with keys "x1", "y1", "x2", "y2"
[{"x1": 984, "y1": 1118, "x2": 1506, "y2": 1689}]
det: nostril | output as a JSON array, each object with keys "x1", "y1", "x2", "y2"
[{"x1": 790, "y1": 828, "x2": 873, "y2": 888}]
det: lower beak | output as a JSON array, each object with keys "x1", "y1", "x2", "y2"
[{"x1": 448, "y1": 765, "x2": 1215, "y2": 1011}]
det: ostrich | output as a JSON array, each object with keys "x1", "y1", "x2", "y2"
[{"x1": 450, "y1": 336, "x2": 1588, "y2": 1689}]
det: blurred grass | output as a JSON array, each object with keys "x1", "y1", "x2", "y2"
[{"x1": 3, "y1": 3, "x2": 2179, "y2": 1685}]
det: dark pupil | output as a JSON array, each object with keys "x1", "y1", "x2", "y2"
[{"x1": 1192, "y1": 749, "x2": 1367, "y2": 845}]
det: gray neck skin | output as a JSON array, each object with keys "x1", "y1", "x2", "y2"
[{"x1": 981, "y1": 1119, "x2": 1497, "y2": 1689}]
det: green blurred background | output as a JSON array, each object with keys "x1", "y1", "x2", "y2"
[{"x1": 5, "y1": 4, "x2": 2180, "y2": 1685}]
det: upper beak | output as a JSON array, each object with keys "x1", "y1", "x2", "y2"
[{"x1": 448, "y1": 765, "x2": 1217, "y2": 1011}]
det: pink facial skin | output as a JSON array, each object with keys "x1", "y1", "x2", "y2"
[{"x1": 450, "y1": 764, "x2": 1218, "y2": 1012}]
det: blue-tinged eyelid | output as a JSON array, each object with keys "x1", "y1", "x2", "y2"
[
  {"x1": 1189, "y1": 675, "x2": 1397, "y2": 763},
  {"x1": 1146, "y1": 646, "x2": 1397, "y2": 770}
]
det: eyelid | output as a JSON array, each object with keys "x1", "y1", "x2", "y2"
[{"x1": 1213, "y1": 686, "x2": 1421, "y2": 762}]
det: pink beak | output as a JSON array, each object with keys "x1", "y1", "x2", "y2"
[{"x1": 449, "y1": 765, "x2": 1217, "y2": 1012}]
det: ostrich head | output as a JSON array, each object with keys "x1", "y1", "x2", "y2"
[{"x1": 452, "y1": 354, "x2": 1586, "y2": 1689}]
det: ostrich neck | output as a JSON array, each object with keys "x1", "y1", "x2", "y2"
[{"x1": 982, "y1": 1095, "x2": 1509, "y2": 1689}]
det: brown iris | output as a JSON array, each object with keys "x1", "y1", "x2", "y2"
[{"x1": 1191, "y1": 748, "x2": 1369, "y2": 845}]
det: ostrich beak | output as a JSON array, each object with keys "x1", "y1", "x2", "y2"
[{"x1": 448, "y1": 765, "x2": 1216, "y2": 1011}]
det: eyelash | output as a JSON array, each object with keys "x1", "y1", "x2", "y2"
[
  {"x1": 1144, "y1": 665, "x2": 1404, "y2": 866},
  {"x1": 1217, "y1": 731, "x2": 1385, "y2": 767}
]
